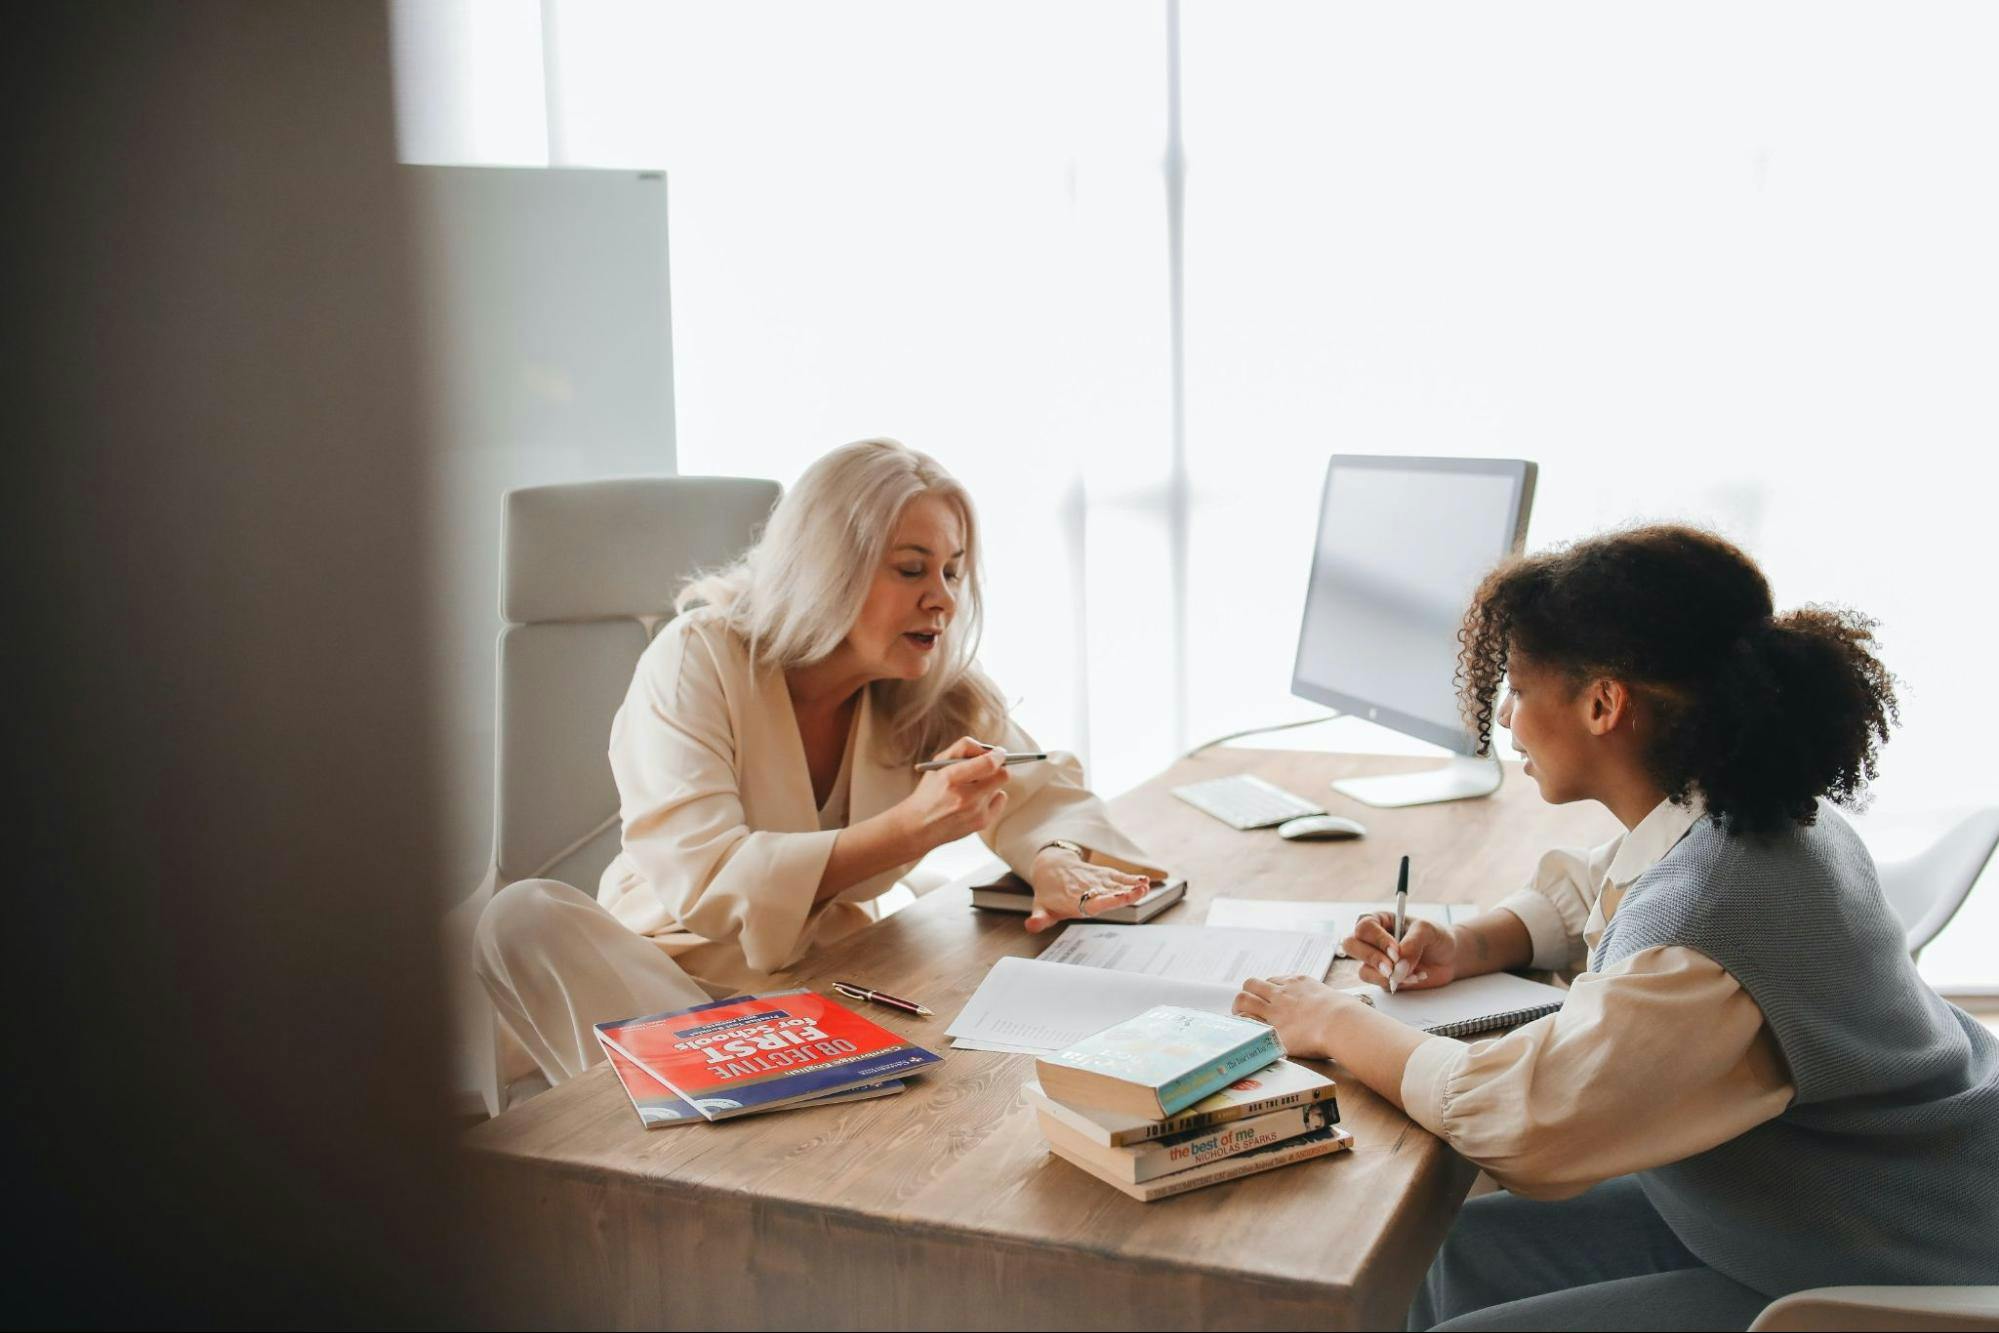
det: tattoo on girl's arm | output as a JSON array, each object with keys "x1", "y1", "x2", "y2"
[{"x1": 1473, "y1": 928, "x2": 1491, "y2": 964}]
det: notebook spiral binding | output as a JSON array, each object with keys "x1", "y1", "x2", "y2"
[{"x1": 1425, "y1": 1002, "x2": 1564, "y2": 1038}]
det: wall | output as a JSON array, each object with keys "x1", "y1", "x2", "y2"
[{"x1": 4, "y1": 2, "x2": 473, "y2": 1321}]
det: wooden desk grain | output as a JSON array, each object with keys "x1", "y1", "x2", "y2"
[{"x1": 464, "y1": 751, "x2": 1616, "y2": 1331}]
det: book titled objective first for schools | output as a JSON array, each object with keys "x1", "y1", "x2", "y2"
[{"x1": 597, "y1": 989, "x2": 944, "y2": 1121}]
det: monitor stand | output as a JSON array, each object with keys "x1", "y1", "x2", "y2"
[{"x1": 1332, "y1": 753, "x2": 1503, "y2": 808}]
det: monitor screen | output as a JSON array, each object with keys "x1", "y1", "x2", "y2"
[{"x1": 1291, "y1": 456, "x2": 1536, "y2": 754}]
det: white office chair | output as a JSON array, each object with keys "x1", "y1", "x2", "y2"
[
  {"x1": 1750, "y1": 1285, "x2": 1999, "y2": 1331},
  {"x1": 1873, "y1": 808, "x2": 1999, "y2": 961},
  {"x1": 479, "y1": 474, "x2": 780, "y2": 1113}
]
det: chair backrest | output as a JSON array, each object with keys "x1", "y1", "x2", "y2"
[
  {"x1": 492, "y1": 475, "x2": 780, "y2": 891},
  {"x1": 1875, "y1": 807, "x2": 1999, "y2": 959}
]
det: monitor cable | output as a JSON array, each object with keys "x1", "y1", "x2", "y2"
[{"x1": 1182, "y1": 711, "x2": 1341, "y2": 760}]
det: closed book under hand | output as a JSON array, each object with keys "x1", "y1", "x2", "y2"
[
  {"x1": 971, "y1": 872, "x2": 1187, "y2": 925},
  {"x1": 1035, "y1": 1005, "x2": 1284, "y2": 1119}
]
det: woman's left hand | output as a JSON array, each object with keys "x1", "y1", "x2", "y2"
[
  {"x1": 1232, "y1": 974, "x2": 1354, "y2": 1060},
  {"x1": 1024, "y1": 848, "x2": 1153, "y2": 934}
]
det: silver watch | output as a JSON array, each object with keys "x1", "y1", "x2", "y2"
[{"x1": 1037, "y1": 838, "x2": 1088, "y2": 862}]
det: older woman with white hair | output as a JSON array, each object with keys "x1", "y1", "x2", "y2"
[{"x1": 476, "y1": 438, "x2": 1163, "y2": 1085}]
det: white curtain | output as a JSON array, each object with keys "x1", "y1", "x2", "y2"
[{"x1": 393, "y1": 0, "x2": 1999, "y2": 985}]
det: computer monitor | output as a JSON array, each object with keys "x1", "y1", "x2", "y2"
[{"x1": 1291, "y1": 455, "x2": 1537, "y2": 807}]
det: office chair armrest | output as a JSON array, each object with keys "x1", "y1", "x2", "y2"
[{"x1": 1750, "y1": 1285, "x2": 1999, "y2": 1332}]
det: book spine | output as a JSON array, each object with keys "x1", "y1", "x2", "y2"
[
  {"x1": 598, "y1": 1030, "x2": 724, "y2": 1120},
  {"x1": 968, "y1": 891, "x2": 1032, "y2": 914},
  {"x1": 1107, "y1": 1082, "x2": 1337, "y2": 1146},
  {"x1": 599, "y1": 1029, "x2": 832, "y2": 1121},
  {"x1": 1155, "y1": 1031, "x2": 1285, "y2": 1117},
  {"x1": 1131, "y1": 1128, "x2": 1351, "y2": 1202},
  {"x1": 1130, "y1": 1102, "x2": 1337, "y2": 1183}
]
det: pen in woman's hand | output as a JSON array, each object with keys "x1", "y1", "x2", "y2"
[
  {"x1": 913, "y1": 746, "x2": 1049, "y2": 772},
  {"x1": 1390, "y1": 854, "x2": 1410, "y2": 993}
]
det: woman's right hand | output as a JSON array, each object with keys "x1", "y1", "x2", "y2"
[
  {"x1": 1343, "y1": 911, "x2": 1459, "y2": 991},
  {"x1": 895, "y1": 736, "x2": 1011, "y2": 855}
]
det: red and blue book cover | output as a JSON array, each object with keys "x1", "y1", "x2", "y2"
[
  {"x1": 596, "y1": 988, "x2": 943, "y2": 1121},
  {"x1": 599, "y1": 1039, "x2": 707, "y2": 1128},
  {"x1": 596, "y1": 1027, "x2": 909, "y2": 1129}
]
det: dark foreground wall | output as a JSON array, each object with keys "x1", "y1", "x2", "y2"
[{"x1": 2, "y1": 4, "x2": 466, "y2": 1324}]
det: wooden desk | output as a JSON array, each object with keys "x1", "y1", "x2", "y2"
[{"x1": 464, "y1": 751, "x2": 1616, "y2": 1331}]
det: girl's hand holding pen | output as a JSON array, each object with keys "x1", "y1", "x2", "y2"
[{"x1": 1344, "y1": 912, "x2": 1457, "y2": 991}]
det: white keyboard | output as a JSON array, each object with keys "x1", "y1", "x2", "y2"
[{"x1": 1170, "y1": 774, "x2": 1326, "y2": 830}]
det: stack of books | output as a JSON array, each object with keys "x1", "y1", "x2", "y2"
[
  {"x1": 1029, "y1": 1005, "x2": 1351, "y2": 1201},
  {"x1": 595, "y1": 988, "x2": 943, "y2": 1128}
]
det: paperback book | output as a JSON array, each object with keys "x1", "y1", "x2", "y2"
[
  {"x1": 1028, "y1": 1087, "x2": 1340, "y2": 1184},
  {"x1": 598, "y1": 1034, "x2": 906, "y2": 1129},
  {"x1": 601, "y1": 1041, "x2": 704, "y2": 1128},
  {"x1": 971, "y1": 871, "x2": 1186, "y2": 924},
  {"x1": 1025, "y1": 1058, "x2": 1338, "y2": 1147},
  {"x1": 596, "y1": 988, "x2": 942, "y2": 1121},
  {"x1": 1047, "y1": 1124, "x2": 1354, "y2": 1202},
  {"x1": 1035, "y1": 1005, "x2": 1284, "y2": 1118}
]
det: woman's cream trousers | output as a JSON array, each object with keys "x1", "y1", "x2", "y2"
[{"x1": 474, "y1": 878, "x2": 721, "y2": 1085}]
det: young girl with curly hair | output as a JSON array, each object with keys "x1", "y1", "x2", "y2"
[{"x1": 1233, "y1": 525, "x2": 1999, "y2": 1331}]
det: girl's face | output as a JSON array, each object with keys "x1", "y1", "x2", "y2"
[
  {"x1": 844, "y1": 493, "x2": 964, "y2": 682},
  {"x1": 1497, "y1": 651, "x2": 1597, "y2": 805}
]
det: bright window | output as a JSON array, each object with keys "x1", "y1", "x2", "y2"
[{"x1": 394, "y1": 1, "x2": 1999, "y2": 986}]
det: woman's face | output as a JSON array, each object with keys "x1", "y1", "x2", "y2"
[
  {"x1": 1496, "y1": 651, "x2": 1594, "y2": 805},
  {"x1": 846, "y1": 492, "x2": 965, "y2": 681}
]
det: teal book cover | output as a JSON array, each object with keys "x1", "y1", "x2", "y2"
[{"x1": 1044, "y1": 1006, "x2": 1284, "y2": 1117}]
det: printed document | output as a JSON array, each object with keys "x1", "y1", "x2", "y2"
[
  {"x1": 1035, "y1": 922, "x2": 1338, "y2": 988},
  {"x1": 1205, "y1": 897, "x2": 1474, "y2": 956},
  {"x1": 946, "y1": 957, "x2": 1242, "y2": 1055}
]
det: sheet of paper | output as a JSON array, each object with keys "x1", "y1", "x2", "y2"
[
  {"x1": 1204, "y1": 897, "x2": 1472, "y2": 956},
  {"x1": 944, "y1": 1036, "x2": 1052, "y2": 1055},
  {"x1": 945, "y1": 957, "x2": 1241, "y2": 1055},
  {"x1": 1035, "y1": 922, "x2": 1338, "y2": 988}
]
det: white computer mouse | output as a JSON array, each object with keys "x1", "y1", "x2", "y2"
[{"x1": 1276, "y1": 814, "x2": 1368, "y2": 841}]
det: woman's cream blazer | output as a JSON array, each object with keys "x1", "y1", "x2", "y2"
[{"x1": 596, "y1": 608, "x2": 1156, "y2": 973}]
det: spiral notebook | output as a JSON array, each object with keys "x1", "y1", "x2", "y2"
[{"x1": 1345, "y1": 971, "x2": 1567, "y2": 1038}]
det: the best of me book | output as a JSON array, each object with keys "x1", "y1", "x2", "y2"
[
  {"x1": 596, "y1": 988, "x2": 944, "y2": 1123},
  {"x1": 1027, "y1": 1083, "x2": 1340, "y2": 1186}
]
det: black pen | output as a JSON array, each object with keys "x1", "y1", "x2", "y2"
[{"x1": 1391, "y1": 855, "x2": 1410, "y2": 994}]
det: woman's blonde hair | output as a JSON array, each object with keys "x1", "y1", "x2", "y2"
[{"x1": 677, "y1": 438, "x2": 1008, "y2": 764}]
